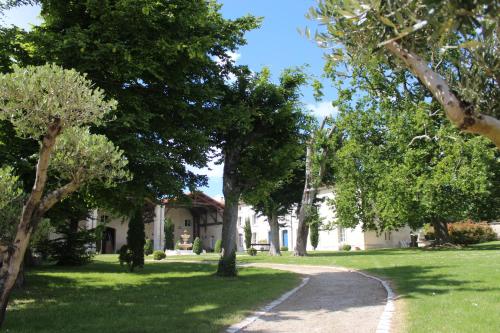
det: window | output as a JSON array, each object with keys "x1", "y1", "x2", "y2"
[
  {"x1": 251, "y1": 232, "x2": 256, "y2": 244},
  {"x1": 252, "y1": 214, "x2": 257, "y2": 225},
  {"x1": 100, "y1": 214, "x2": 109, "y2": 224},
  {"x1": 238, "y1": 217, "x2": 242, "y2": 226},
  {"x1": 339, "y1": 227, "x2": 346, "y2": 243},
  {"x1": 384, "y1": 231, "x2": 392, "y2": 240},
  {"x1": 184, "y1": 219, "x2": 191, "y2": 227}
]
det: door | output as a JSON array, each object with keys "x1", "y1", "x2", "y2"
[{"x1": 282, "y1": 230, "x2": 288, "y2": 247}]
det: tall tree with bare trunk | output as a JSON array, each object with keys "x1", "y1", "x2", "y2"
[
  {"x1": 0, "y1": 64, "x2": 129, "y2": 327},
  {"x1": 294, "y1": 117, "x2": 336, "y2": 256},
  {"x1": 215, "y1": 67, "x2": 307, "y2": 275}
]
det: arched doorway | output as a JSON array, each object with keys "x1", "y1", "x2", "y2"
[{"x1": 101, "y1": 227, "x2": 116, "y2": 254}]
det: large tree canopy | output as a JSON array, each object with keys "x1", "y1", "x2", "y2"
[
  {"x1": 311, "y1": 0, "x2": 500, "y2": 147},
  {"x1": 330, "y1": 73, "x2": 499, "y2": 242},
  {"x1": 0, "y1": 64, "x2": 129, "y2": 326},
  {"x1": 1, "y1": 0, "x2": 260, "y2": 208},
  {"x1": 215, "y1": 67, "x2": 308, "y2": 275}
]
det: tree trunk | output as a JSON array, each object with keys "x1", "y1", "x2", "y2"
[
  {"x1": 294, "y1": 120, "x2": 335, "y2": 256},
  {"x1": 268, "y1": 213, "x2": 281, "y2": 256},
  {"x1": 14, "y1": 264, "x2": 24, "y2": 289},
  {"x1": 217, "y1": 150, "x2": 240, "y2": 277},
  {"x1": 432, "y1": 220, "x2": 450, "y2": 244},
  {"x1": 385, "y1": 41, "x2": 500, "y2": 148},
  {"x1": 294, "y1": 143, "x2": 314, "y2": 256},
  {"x1": 0, "y1": 122, "x2": 60, "y2": 327}
]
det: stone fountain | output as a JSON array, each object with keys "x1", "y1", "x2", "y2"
[{"x1": 178, "y1": 229, "x2": 193, "y2": 250}]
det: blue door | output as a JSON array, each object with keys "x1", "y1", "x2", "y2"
[{"x1": 282, "y1": 230, "x2": 288, "y2": 247}]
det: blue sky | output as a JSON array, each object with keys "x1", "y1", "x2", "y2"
[{"x1": 1, "y1": 1, "x2": 338, "y2": 199}]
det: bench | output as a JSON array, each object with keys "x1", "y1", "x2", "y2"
[{"x1": 250, "y1": 243, "x2": 270, "y2": 251}]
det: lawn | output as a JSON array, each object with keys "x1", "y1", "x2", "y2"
[
  {"x1": 166, "y1": 241, "x2": 500, "y2": 333},
  {"x1": 5, "y1": 256, "x2": 299, "y2": 333}
]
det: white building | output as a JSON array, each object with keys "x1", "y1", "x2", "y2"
[
  {"x1": 84, "y1": 188, "x2": 413, "y2": 254},
  {"x1": 235, "y1": 187, "x2": 413, "y2": 252}
]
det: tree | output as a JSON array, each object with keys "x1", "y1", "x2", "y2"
[
  {"x1": 126, "y1": 208, "x2": 145, "y2": 271},
  {"x1": 311, "y1": 0, "x2": 500, "y2": 147},
  {"x1": 193, "y1": 237, "x2": 202, "y2": 255},
  {"x1": 294, "y1": 117, "x2": 337, "y2": 256},
  {"x1": 243, "y1": 218, "x2": 252, "y2": 250},
  {"x1": 215, "y1": 67, "x2": 307, "y2": 275},
  {"x1": 243, "y1": 156, "x2": 306, "y2": 256},
  {"x1": 5, "y1": 0, "x2": 260, "y2": 209},
  {"x1": 0, "y1": 64, "x2": 129, "y2": 326},
  {"x1": 330, "y1": 81, "x2": 498, "y2": 243},
  {"x1": 163, "y1": 217, "x2": 174, "y2": 250}
]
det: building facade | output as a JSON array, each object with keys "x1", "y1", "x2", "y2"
[{"x1": 85, "y1": 188, "x2": 413, "y2": 254}]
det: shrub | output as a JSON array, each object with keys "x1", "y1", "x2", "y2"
[
  {"x1": 144, "y1": 239, "x2": 153, "y2": 256},
  {"x1": 163, "y1": 218, "x2": 175, "y2": 250},
  {"x1": 280, "y1": 246, "x2": 288, "y2": 252},
  {"x1": 153, "y1": 250, "x2": 166, "y2": 260},
  {"x1": 244, "y1": 218, "x2": 252, "y2": 249},
  {"x1": 127, "y1": 209, "x2": 145, "y2": 271},
  {"x1": 341, "y1": 244, "x2": 351, "y2": 251},
  {"x1": 193, "y1": 237, "x2": 202, "y2": 255},
  {"x1": 310, "y1": 222, "x2": 319, "y2": 250},
  {"x1": 214, "y1": 239, "x2": 222, "y2": 253},
  {"x1": 175, "y1": 241, "x2": 181, "y2": 250},
  {"x1": 448, "y1": 221, "x2": 497, "y2": 245},
  {"x1": 118, "y1": 245, "x2": 132, "y2": 267},
  {"x1": 247, "y1": 247, "x2": 257, "y2": 256}
]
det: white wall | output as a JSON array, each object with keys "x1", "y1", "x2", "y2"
[
  {"x1": 165, "y1": 207, "x2": 193, "y2": 245},
  {"x1": 363, "y1": 226, "x2": 413, "y2": 249}
]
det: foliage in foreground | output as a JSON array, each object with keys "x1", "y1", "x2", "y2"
[{"x1": 0, "y1": 64, "x2": 128, "y2": 326}]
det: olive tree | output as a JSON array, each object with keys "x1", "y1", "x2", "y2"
[
  {"x1": 311, "y1": 0, "x2": 500, "y2": 148},
  {"x1": 0, "y1": 64, "x2": 129, "y2": 326}
]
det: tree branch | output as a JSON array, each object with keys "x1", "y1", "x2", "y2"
[
  {"x1": 385, "y1": 41, "x2": 500, "y2": 148},
  {"x1": 38, "y1": 179, "x2": 80, "y2": 215}
]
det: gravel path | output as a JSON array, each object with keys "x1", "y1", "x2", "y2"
[{"x1": 234, "y1": 263, "x2": 389, "y2": 333}]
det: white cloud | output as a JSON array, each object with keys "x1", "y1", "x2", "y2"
[
  {"x1": 307, "y1": 101, "x2": 339, "y2": 119},
  {"x1": 189, "y1": 160, "x2": 224, "y2": 178},
  {"x1": 187, "y1": 148, "x2": 224, "y2": 178},
  {"x1": 215, "y1": 51, "x2": 241, "y2": 66}
]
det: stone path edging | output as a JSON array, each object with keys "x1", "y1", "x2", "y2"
[
  {"x1": 149, "y1": 259, "x2": 397, "y2": 332},
  {"x1": 230, "y1": 263, "x2": 397, "y2": 333},
  {"x1": 352, "y1": 270, "x2": 395, "y2": 333},
  {"x1": 225, "y1": 277, "x2": 310, "y2": 333}
]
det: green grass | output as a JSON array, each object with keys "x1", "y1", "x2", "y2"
[
  {"x1": 6, "y1": 256, "x2": 299, "y2": 333},
  {"x1": 166, "y1": 242, "x2": 500, "y2": 333}
]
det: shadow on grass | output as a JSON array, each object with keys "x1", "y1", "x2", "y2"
[{"x1": 6, "y1": 262, "x2": 297, "y2": 333}]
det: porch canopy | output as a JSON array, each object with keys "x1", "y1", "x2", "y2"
[{"x1": 162, "y1": 192, "x2": 224, "y2": 239}]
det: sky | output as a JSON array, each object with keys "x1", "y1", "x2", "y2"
[{"x1": 1, "y1": 1, "x2": 339, "y2": 199}]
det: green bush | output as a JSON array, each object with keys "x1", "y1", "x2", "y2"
[
  {"x1": 118, "y1": 245, "x2": 132, "y2": 267},
  {"x1": 193, "y1": 237, "x2": 202, "y2": 255},
  {"x1": 163, "y1": 218, "x2": 175, "y2": 250},
  {"x1": 153, "y1": 250, "x2": 166, "y2": 260},
  {"x1": 341, "y1": 244, "x2": 351, "y2": 251},
  {"x1": 244, "y1": 218, "x2": 252, "y2": 249},
  {"x1": 175, "y1": 241, "x2": 181, "y2": 250},
  {"x1": 214, "y1": 239, "x2": 222, "y2": 253},
  {"x1": 423, "y1": 223, "x2": 435, "y2": 240},
  {"x1": 448, "y1": 221, "x2": 497, "y2": 245},
  {"x1": 144, "y1": 239, "x2": 153, "y2": 256},
  {"x1": 247, "y1": 247, "x2": 257, "y2": 256},
  {"x1": 280, "y1": 246, "x2": 288, "y2": 252}
]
